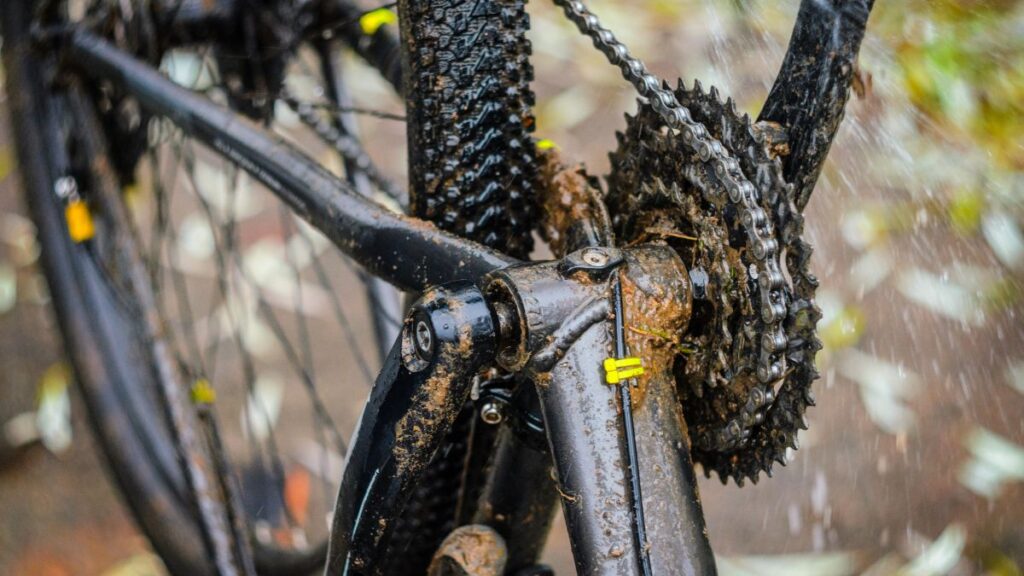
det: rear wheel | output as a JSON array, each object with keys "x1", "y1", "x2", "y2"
[
  {"x1": 2, "y1": 2, "x2": 403, "y2": 569},
  {"x1": 2, "y1": 0, "x2": 535, "y2": 573}
]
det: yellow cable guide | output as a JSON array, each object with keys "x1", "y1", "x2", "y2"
[
  {"x1": 191, "y1": 378, "x2": 217, "y2": 404},
  {"x1": 536, "y1": 138, "x2": 558, "y2": 151},
  {"x1": 603, "y1": 356, "x2": 644, "y2": 384},
  {"x1": 65, "y1": 200, "x2": 95, "y2": 243},
  {"x1": 360, "y1": 8, "x2": 397, "y2": 35}
]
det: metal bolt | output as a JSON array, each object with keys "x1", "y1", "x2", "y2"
[
  {"x1": 414, "y1": 320, "x2": 433, "y2": 357},
  {"x1": 581, "y1": 248, "x2": 609, "y2": 267},
  {"x1": 480, "y1": 401, "x2": 504, "y2": 425}
]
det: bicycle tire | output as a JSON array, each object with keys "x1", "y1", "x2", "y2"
[
  {"x1": 1, "y1": 4, "x2": 212, "y2": 573},
  {"x1": 401, "y1": 0, "x2": 538, "y2": 259},
  {"x1": 380, "y1": 0, "x2": 539, "y2": 572}
]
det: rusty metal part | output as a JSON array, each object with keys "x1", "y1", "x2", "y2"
[
  {"x1": 618, "y1": 247, "x2": 693, "y2": 407},
  {"x1": 554, "y1": 0, "x2": 794, "y2": 450},
  {"x1": 537, "y1": 148, "x2": 613, "y2": 255},
  {"x1": 427, "y1": 525, "x2": 508, "y2": 576}
]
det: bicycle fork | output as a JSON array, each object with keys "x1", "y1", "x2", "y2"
[{"x1": 327, "y1": 245, "x2": 716, "y2": 575}]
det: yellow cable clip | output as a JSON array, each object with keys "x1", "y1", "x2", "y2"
[
  {"x1": 536, "y1": 138, "x2": 558, "y2": 151},
  {"x1": 191, "y1": 378, "x2": 217, "y2": 405},
  {"x1": 359, "y1": 8, "x2": 397, "y2": 35},
  {"x1": 603, "y1": 356, "x2": 644, "y2": 385},
  {"x1": 65, "y1": 199, "x2": 95, "y2": 243}
]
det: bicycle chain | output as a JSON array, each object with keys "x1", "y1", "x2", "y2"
[{"x1": 552, "y1": 0, "x2": 821, "y2": 483}]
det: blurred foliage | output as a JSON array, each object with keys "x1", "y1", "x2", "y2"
[{"x1": 874, "y1": 0, "x2": 1024, "y2": 169}]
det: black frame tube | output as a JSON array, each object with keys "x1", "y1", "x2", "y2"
[
  {"x1": 325, "y1": 283, "x2": 497, "y2": 575},
  {"x1": 758, "y1": 0, "x2": 876, "y2": 210},
  {"x1": 64, "y1": 29, "x2": 518, "y2": 294}
]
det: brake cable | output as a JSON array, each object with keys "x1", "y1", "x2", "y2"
[{"x1": 610, "y1": 276, "x2": 654, "y2": 576}]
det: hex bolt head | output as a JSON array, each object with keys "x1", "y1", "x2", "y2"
[
  {"x1": 480, "y1": 401, "x2": 504, "y2": 425},
  {"x1": 414, "y1": 320, "x2": 433, "y2": 358},
  {"x1": 581, "y1": 248, "x2": 609, "y2": 267}
]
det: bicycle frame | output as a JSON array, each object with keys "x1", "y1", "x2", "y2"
[
  {"x1": 64, "y1": 29, "x2": 716, "y2": 574},
  {"x1": 52, "y1": 0, "x2": 875, "y2": 570}
]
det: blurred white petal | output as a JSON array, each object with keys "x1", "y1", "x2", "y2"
[
  {"x1": 958, "y1": 427, "x2": 1024, "y2": 499},
  {"x1": 36, "y1": 363, "x2": 72, "y2": 454},
  {"x1": 193, "y1": 161, "x2": 263, "y2": 219},
  {"x1": 178, "y1": 212, "x2": 216, "y2": 262},
  {"x1": 895, "y1": 267, "x2": 984, "y2": 325},
  {"x1": 717, "y1": 551, "x2": 858, "y2": 576},
  {"x1": 848, "y1": 248, "x2": 892, "y2": 296},
  {"x1": 840, "y1": 209, "x2": 884, "y2": 250},
  {"x1": 839, "y1": 349, "x2": 920, "y2": 435},
  {"x1": 902, "y1": 524, "x2": 967, "y2": 576},
  {"x1": 1007, "y1": 361, "x2": 1024, "y2": 395},
  {"x1": 982, "y1": 212, "x2": 1024, "y2": 271},
  {"x1": 101, "y1": 552, "x2": 168, "y2": 576},
  {"x1": 285, "y1": 73, "x2": 324, "y2": 103},
  {"x1": 0, "y1": 262, "x2": 16, "y2": 315},
  {"x1": 1, "y1": 213, "x2": 40, "y2": 266},
  {"x1": 3, "y1": 412, "x2": 40, "y2": 449},
  {"x1": 243, "y1": 375, "x2": 284, "y2": 443},
  {"x1": 274, "y1": 99, "x2": 301, "y2": 128},
  {"x1": 243, "y1": 239, "x2": 291, "y2": 286},
  {"x1": 161, "y1": 50, "x2": 215, "y2": 90},
  {"x1": 537, "y1": 85, "x2": 598, "y2": 132}
]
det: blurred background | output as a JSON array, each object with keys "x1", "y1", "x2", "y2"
[{"x1": 1, "y1": 0, "x2": 1022, "y2": 574}]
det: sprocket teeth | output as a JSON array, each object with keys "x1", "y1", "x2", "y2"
[
  {"x1": 606, "y1": 78, "x2": 817, "y2": 488},
  {"x1": 803, "y1": 388, "x2": 816, "y2": 406}
]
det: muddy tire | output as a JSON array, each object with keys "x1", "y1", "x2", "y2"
[{"x1": 400, "y1": 0, "x2": 538, "y2": 259}]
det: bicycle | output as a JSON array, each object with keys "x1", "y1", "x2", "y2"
[{"x1": 0, "y1": 0, "x2": 874, "y2": 573}]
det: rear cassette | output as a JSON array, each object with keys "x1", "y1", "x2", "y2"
[{"x1": 606, "y1": 80, "x2": 822, "y2": 485}]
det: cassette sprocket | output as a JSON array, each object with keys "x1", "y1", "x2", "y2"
[{"x1": 606, "y1": 80, "x2": 822, "y2": 485}]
